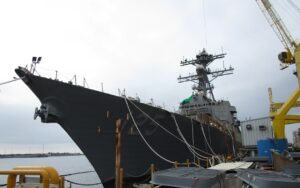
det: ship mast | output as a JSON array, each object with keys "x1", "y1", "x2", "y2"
[{"x1": 178, "y1": 49, "x2": 233, "y2": 101}]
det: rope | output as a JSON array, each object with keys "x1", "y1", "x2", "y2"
[
  {"x1": 191, "y1": 118, "x2": 196, "y2": 163},
  {"x1": 124, "y1": 96, "x2": 176, "y2": 164},
  {"x1": 208, "y1": 124, "x2": 212, "y2": 145},
  {"x1": 223, "y1": 124, "x2": 236, "y2": 157},
  {"x1": 64, "y1": 179, "x2": 102, "y2": 186},
  {"x1": 192, "y1": 144, "x2": 213, "y2": 156},
  {"x1": 172, "y1": 115, "x2": 209, "y2": 161},
  {"x1": 61, "y1": 170, "x2": 95, "y2": 177},
  {"x1": 126, "y1": 98, "x2": 213, "y2": 156},
  {"x1": 125, "y1": 168, "x2": 150, "y2": 178},
  {"x1": 61, "y1": 170, "x2": 102, "y2": 186},
  {"x1": 192, "y1": 162, "x2": 201, "y2": 167},
  {"x1": 0, "y1": 77, "x2": 23, "y2": 86},
  {"x1": 132, "y1": 175, "x2": 152, "y2": 185},
  {"x1": 200, "y1": 124, "x2": 216, "y2": 155},
  {"x1": 200, "y1": 124, "x2": 222, "y2": 163},
  {"x1": 208, "y1": 157, "x2": 214, "y2": 167},
  {"x1": 127, "y1": 96, "x2": 226, "y2": 165}
]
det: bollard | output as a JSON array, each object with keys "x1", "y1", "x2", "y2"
[
  {"x1": 60, "y1": 176, "x2": 65, "y2": 188},
  {"x1": 120, "y1": 168, "x2": 124, "y2": 188},
  {"x1": 115, "y1": 119, "x2": 122, "y2": 188},
  {"x1": 174, "y1": 161, "x2": 178, "y2": 168},
  {"x1": 186, "y1": 159, "x2": 190, "y2": 167},
  {"x1": 150, "y1": 164, "x2": 155, "y2": 177}
]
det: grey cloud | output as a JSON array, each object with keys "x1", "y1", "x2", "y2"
[{"x1": 0, "y1": 0, "x2": 300, "y2": 148}]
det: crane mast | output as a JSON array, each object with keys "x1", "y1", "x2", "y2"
[{"x1": 256, "y1": 0, "x2": 300, "y2": 139}]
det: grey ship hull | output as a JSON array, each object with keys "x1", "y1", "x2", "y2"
[{"x1": 15, "y1": 67, "x2": 235, "y2": 185}]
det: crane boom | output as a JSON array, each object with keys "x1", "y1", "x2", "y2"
[
  {"x1": 256, "y1": 0, "x2": 298, "y2": 66},
  {"x1": 256, "y1": 0, "x2": 300, "y2": 139}
]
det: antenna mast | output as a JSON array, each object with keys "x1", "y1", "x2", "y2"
[{"x1": 178, "y1": 49, "x2": 233, "y2": 101}]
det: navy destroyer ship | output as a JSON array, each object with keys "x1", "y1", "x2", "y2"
[{"x1": 15, "y1": 49, "x2": 241, "y2": 186}]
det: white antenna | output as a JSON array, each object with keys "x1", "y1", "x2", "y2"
[
  {"x1": 83, "y1": 78, "x2": 89, "y2": 88},
  {"x1": 55, "y1": 70, "x2": 58, "y2": 80}
]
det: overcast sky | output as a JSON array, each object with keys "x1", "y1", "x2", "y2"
[{"x1": 0, "y1": 0, "x2": 300, "y2": 153}]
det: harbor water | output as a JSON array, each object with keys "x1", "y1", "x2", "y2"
[{"x1": 0, "y1": 155, "x2": 102, "y2": 188}]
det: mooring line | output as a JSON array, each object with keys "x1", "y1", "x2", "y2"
[
  {"x1": 126, "y1": 97, "x2": 213, "y2": 157},
  {"x1": 60, "y1": 170, "x2": 95, "y2": 177},
  {"x1": 0, "y1": 77, "x2": 24, "y2": 86},
  {"x1": 64, "y1": 179, "x2": 102, "y2": 186},
  {"x1": 124, "y1": 96, "x2": 178, "y2": 164}
]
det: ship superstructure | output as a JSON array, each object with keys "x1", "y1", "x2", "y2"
[{"x1": 178, "y1": 49, "x2": 241, "y2": 143}]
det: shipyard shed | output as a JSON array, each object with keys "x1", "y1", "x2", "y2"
[{"x1": 241, "y1": 117, "x2": 273, "y2": 147}]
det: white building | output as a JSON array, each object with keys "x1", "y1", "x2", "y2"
[{"x1": 240, "y1": 117, "x2": 273, "y2": 147}]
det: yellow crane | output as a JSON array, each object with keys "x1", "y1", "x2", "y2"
[{"x1": 256, "y1": 0, "x2": 300, "y2": 139}]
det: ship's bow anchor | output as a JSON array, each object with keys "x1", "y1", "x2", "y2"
[{"x1": 34, "y1": 104, "x2": 61, "y2": 123}]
